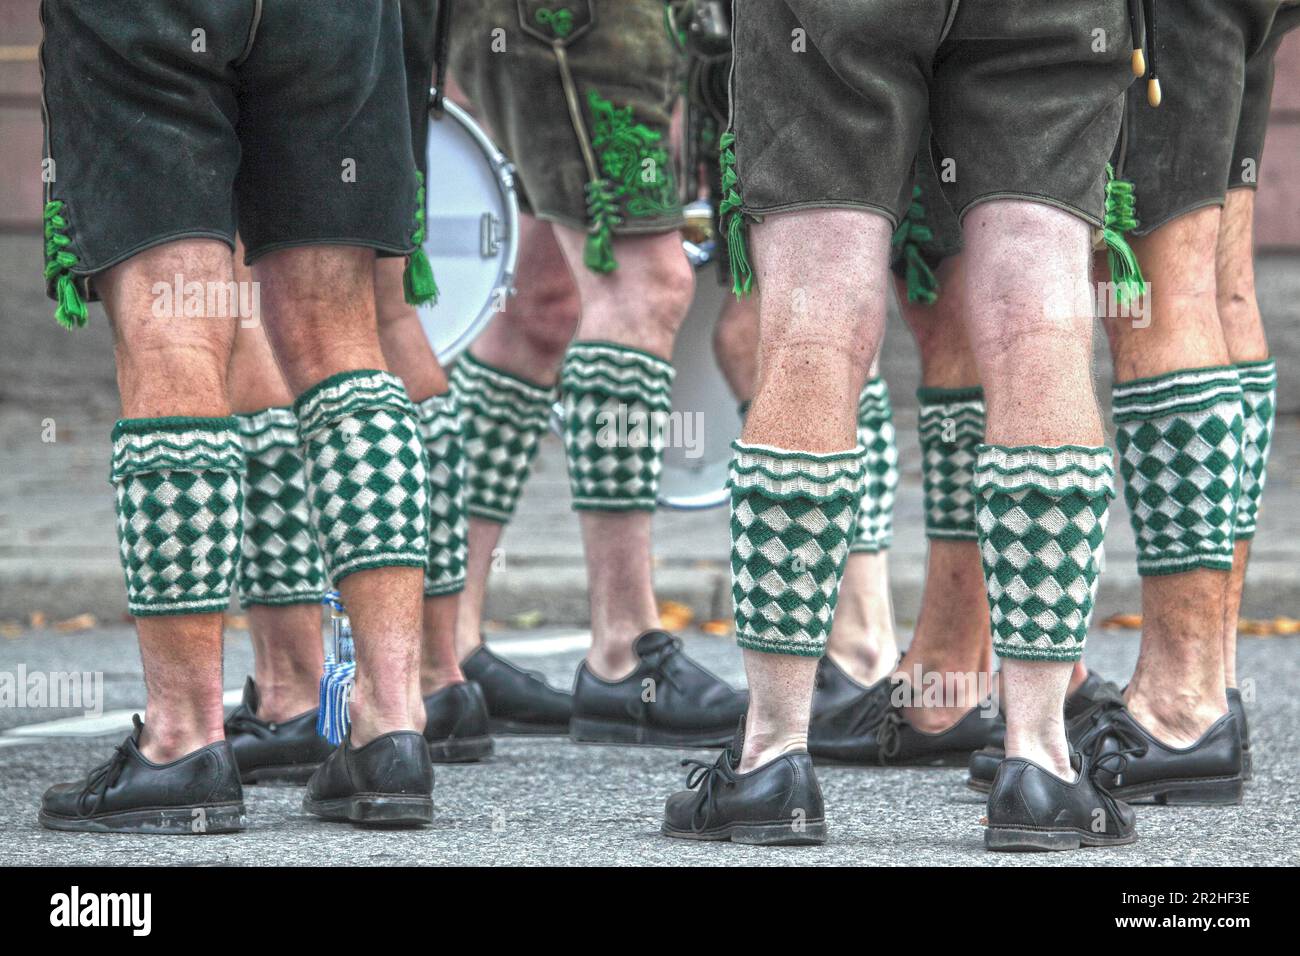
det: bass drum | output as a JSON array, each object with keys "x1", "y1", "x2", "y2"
[
  {"x1": 419, "y1": 93, "x2": 520, "y2": 362},
  {"x1": 656, "y1": 262, "x2": 742, "y2": 510}
]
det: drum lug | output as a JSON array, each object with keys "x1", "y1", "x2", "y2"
[{"x1": 480, "y1": 213, "x2": 503, "y2": 258}]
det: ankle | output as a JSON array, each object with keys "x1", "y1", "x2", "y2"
[
  {"x1": 1124, "y1": 691, "x2": 1226, "y2": 747},
  {"x1": 141, "y1": 721, "x2": 223, "y2": 764},
  {"x1": 586, "y1": 633, "x2": 640, "y2": 681},
  {"x1": 739, "y1": 727, "x2": 806, "y2": 773},
  {"x1": 254, "y1": 679, "x2": 320, "y2": 723},
  {"x1": 1066, "y1": 660, "x2": 1089, "y2": 696},
  {"x1": 420, "y1": 667, "x2": 465, "y2": 696},
  {"x1": 827, "y1": 635, "x2": 898, "y2": 686},
  {"x1": 349, "y1": 709, "x2": 420, "y2": 746}
]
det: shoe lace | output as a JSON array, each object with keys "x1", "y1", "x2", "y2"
[
  {"x1": 845, "y1": 680, "x2": 895, "y2": 738},
  {"x1": 1077, "y1": 699, "x2": 1148, "y2": 780},
  {"x1": 78, "y1": 744, "x2": 132, "y2": 816},
  {"x1": 641, "y1": 637, "x2": 689, "y2": 696},
  {"x1": 680, "y1": 749, "x2": 734, "y2": 833},
  {"x1": 876, "y1": 709, "x2": 906, "y2": 765}
]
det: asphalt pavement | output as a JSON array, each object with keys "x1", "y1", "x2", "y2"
[{"x1": 0, "y1": 626, "x2": 1295, "y2": 867}]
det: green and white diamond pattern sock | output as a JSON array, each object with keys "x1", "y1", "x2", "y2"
[
  {"x1": 451, "y1": 352, "x2": 557, "y2": 524},
  {"x1": 234, "y1": 407, "x2": 326, "y2": 607},
  {"x1": 730, "y1": 441, "x2": 865, "y2": 657},
  {"x1": 918, "y1": 386, "x2": 985, "y2": 540},
  {"x1": 415, "y1": 392, "x2": 468, "y2": 597},
  {"x1": 849, "y1": 377, "x2": 899, "y2": 553},
  {"x1": 975, "y1": 445, "x2": 1113, "y2": 662},
  {"x1": 561, "y1": 341, "x2": 675, "y2": 511},
  {"x1": 1235, "y1": 359, "x2": 1276, "y2": 540},
  {"x1": 1113, "y1": 365, "x2": 1245, "y2": 575},
  {"x1": 295, "y1": 370, "x2": 430, "y2": 583},
  {"x1": 111, "y1": 417, "x2": 244, "y2": 617}
]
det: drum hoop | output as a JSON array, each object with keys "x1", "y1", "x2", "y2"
[{"x1": 424, "y1": 89, "x2": 521, "y2": 363}]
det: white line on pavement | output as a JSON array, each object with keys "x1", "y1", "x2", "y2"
[{"x1": 0, "y1": 632, "x2": 591, "y2": 741}]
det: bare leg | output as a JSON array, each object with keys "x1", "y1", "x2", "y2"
[
  {"x1": 962, "y1": 202, "x2": 1105, "y2": 780},
  {"x1": 892, "y1": 255, "x2": 995, "y2": 727},
  {"x1": 373, "y1": 255, "x2": 461, "y2": 696},
  {"x1": 739, "y1": 209, "x2": 889, "y2": 771},
  {"x1": 97, "y1": 240, "x2": 238, "y2": 762},
  {"x1": 1216, "y1": 189, "x2": 1268, "y2": 689},
  {"x1": 454, "y1": 217, "x2": 580, "y2": 659},
  {"x1": 549, "y1": 227, "x2": 695, "y2": 679},
  {"x1": 227, "y1": 245, "x2": 323, "y2": 722},
  {"x1": 254, "y1": 246, "x2": 425, "y2": 744},
  {"x1": 714, "y1": 292, "x2": 761, "y2": 405},
  {"x1": 1104, "y1": 206, "x2": 1232, "y2": 745}
]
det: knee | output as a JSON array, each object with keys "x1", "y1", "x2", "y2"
[
  {"x1": 512, "y1": 275, "x2": 581, "y2": 365},
  {"x1": 628, "y1": 248, "x2": 696, "y2": 342}
]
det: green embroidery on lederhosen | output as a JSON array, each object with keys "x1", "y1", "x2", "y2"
[
  {"x1": 535, "y1": 6, "x2": 575, "y2": 37},
  {"x1": 587, "y1": 90, "x2": 679, "y2": 220}
]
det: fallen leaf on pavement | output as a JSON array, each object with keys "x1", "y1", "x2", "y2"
[{"x1": 54, "y1": 613, "x2": 96, "y2": 633}]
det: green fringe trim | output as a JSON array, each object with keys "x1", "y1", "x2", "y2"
[
  {"x1": 890, "y1": 187, "x2": 939, "y2": 306},
  {"x1": 584, "y1": 178, "x2": 620, "y2": 273},
  {"x1": 404, "y1": 172, "x2": 439, "y2": 306},
  {"x1": 718, "y1": 131, "x2": 754, "y2": 298},
  {"x1": 1102, "y1": 165, "x2": 1143, "y2": 306},
  {"x1": 43, "y1": 201, "x2": 88, "y2": 330}
]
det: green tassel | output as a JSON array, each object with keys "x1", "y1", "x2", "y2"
[
  {"x1": 718, "y1": 131, "x2": 753, "y2": 298},
  {"x1": 584, "y1": 178, "x2": 621, "y2": 274},
  {"x1": 54, "y1": 272, "x2": 88, "y2": 329},
  {"x1": 43, "y1": 200, "x2": 87, "y2": 329},
  {"x1": 890, "y1": 187, "x2": 939, "y2": 305},
  {"x1": 403, "y1": 248, "x2": 439, "y2": 306},
  {"x1": 1102, "y1": 165, "x2": 1144, "y2": 306},
  {"x1": 403, "y1": 173, "x2": 439, "y2": 305}
]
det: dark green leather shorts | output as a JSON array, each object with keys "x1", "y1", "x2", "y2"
[
  {"x1": 448, "y1": 0, "x2": 685, "y2": 235},
  {"x1": 730, "y1": 0, "x2": 1136, "y2": 232},
  {"x1": 1114, "y1": 0, "x2": 1299, "y2": 234},
  {"x1": 40, "y1": 0, "x2": 420, "y2": 302}
]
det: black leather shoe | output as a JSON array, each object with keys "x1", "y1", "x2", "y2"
[
  {"x1": 39, "y1": 715, "x2": 246, "y2": 834},
  {"x1": 462, "y1": 643, "x2": 572, "y2": 735},
  {"x1": 303, "y1": 731, "x2": 434, "y2": 826},
  {"x1": 809, "y1": 656, "x2": 997, "y2": 766},
  {"x1": 1227, "y1": 687, "x2": 1252, "y2": 781},
  {"x1": 662, "y1": 722, "x2": 826, "y2": 845},
  {"x1": 1075, "y1": 700, "x2": 1244, "y2": 805},
  {"x1": 966, "y1": 669, "x2": 1123, "y2": 793},
  {"x1": 423, "y1": 681, "x2": 494, "y2": 762},
  {"x1": 985, "y1": 751, "x2": 1137, "y2": 852},
  {"x1": 571, "y1": 630, "x2": 747, "y2": 748},
  {"x1": 224, "y1": 677, "x2": 334, "y2": 784}
]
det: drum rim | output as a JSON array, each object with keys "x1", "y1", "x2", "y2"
[{"x1": 423, "y1": 89, "x2": 521, "y2": 363}]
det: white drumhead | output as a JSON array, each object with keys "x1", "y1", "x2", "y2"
[
  {"x1": 420, "y1": 95, "x2": 519, "y2": 362},
  {"x1": 657, "y1": 276, "x2": 742, "y2": 510}
]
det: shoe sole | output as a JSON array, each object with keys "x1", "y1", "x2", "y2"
[
  {"x1": 427, "y1": 734, "x2": 494, "y2": 763},
  {"x1": 240, "y1": 763, "x2": 321, "y2": 785},
  {"x1": 38, "y1": 801, "x2": 247, "y2": 835},
  {"x1": 985, "y1": 826, "x2": 1137, "y2": 852},
  {"x1": 1111, "y1": 774, "x2": 1244, "y2": 806},
  {"x1": 966, "y1": 776, "x2": 993, "y2": 795},
  {"x1": 488, "y1": 718, "x2": 570, "y2": 737},
  {"x1": 571, "y1": 716, "x2": 732, "y2": 749},
  {"x1": 303, "y1": 793, "x2": 433, "y2": 827},
  {"x1": 661, "y1": 820, "x2": 828, "y2": 846}
]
